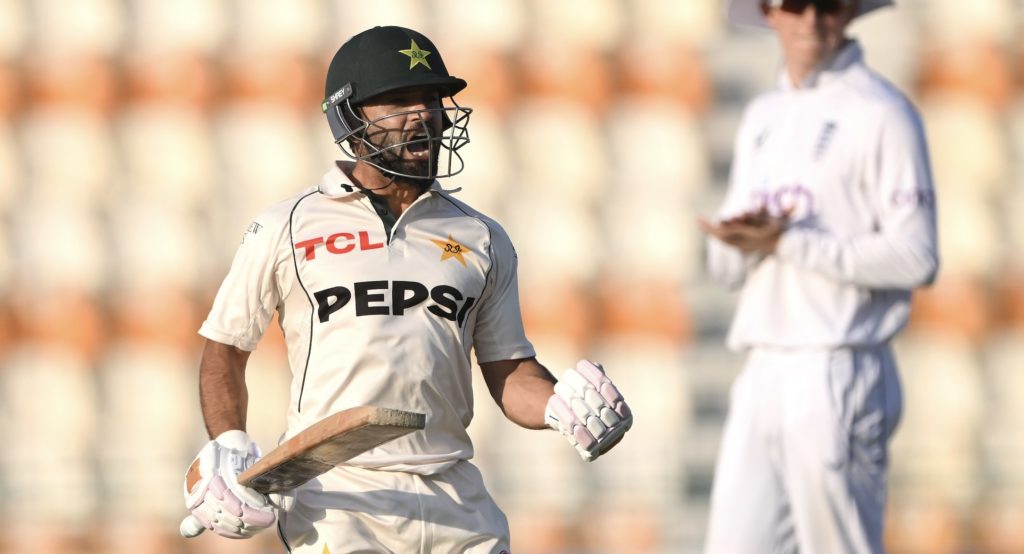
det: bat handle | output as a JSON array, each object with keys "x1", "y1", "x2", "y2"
[{"x1": 180, "y1": 515, "x2": 206, "y2": 538}]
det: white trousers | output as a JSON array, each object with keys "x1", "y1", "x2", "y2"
[
  {"x1": 279, "y1": 460, "x2": 510, "y2": 553},
  {"x1": 704, "y1": 345, "x2": 903, "y2": 554}
]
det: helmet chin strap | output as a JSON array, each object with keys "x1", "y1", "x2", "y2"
[
  {"x1": 363, "y1": 167, "x2": 433, "y2": 193},
  {"x1": 356, "y1": 172, "x2": 399, "y2": 192}
]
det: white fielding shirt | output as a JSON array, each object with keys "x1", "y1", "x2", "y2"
[
  {"x1": 200, "y1": 162, "x2": 536, "y2": 474},
  {"x1": 708, "y1": 42, "x2": 939, "y2": 350}
]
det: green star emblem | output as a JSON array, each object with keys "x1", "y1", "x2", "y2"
[{"x1": 398, "y1": 39, "x2": 432, "y2": 70}]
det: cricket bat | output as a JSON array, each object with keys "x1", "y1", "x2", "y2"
[
  {"x1": 239, "y1": 406, "x2": 426, "y2": 494},
  {"x1": 181, "y1": 406, "x2": 425, "y2": 538}
]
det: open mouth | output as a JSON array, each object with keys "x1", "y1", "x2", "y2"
[{"x1": 405, "y1": 132, "x2": 431, "y2": 156}]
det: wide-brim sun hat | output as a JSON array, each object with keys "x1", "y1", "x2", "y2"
[{"x1": 726, "y1": 0, "x2": 895, "y2": 28}]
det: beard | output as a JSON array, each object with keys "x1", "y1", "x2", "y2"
[
  {"x1": 376, "y1": 147, "x2": 438, "y2": 187},
  {"x1": 358, "y1": 129, "x2": 440, "y2": 191}
]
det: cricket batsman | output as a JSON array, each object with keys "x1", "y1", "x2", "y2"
[{"x1": 176, "y1": 25, "x2": 632, "y2": 553}]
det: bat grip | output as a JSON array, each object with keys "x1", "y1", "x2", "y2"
[{"x1": 180, "y1": 515, "x2": 206, "y2": 538}]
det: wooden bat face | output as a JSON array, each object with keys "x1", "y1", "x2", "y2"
[{"x1": 238, "y1": 406, "x2": 426, "y2": 494}]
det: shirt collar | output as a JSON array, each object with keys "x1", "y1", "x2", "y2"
[
  {"x1": 317, "y1": 161, "x2": 455, "y2": 198},
  {"x1": 317, "y1": 161, "x2": 361, "y2": 198},
  {"x1": 779, "y1": 39, "x2": 863, "y2": 90}
]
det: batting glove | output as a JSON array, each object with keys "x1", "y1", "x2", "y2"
[
  {"x1": 180, "y1": 430, "x2": 277, "y2": 539},
  {"x1": 545, "y1": 360, "x2": 633, "y2": 461}
]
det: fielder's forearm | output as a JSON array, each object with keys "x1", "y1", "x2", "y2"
[
  {"x1": 775, "y1": 225, "x2": 939, "y2": 289},
  {"x1": 706, "y1": 236, "x2": 765, "y2": 290},
  {"x1": 481, "y1": 357, "x2": 557, "y2": 430},
  {"x1": 198, "y1": 339, "x2": 252, "y2": 438}
]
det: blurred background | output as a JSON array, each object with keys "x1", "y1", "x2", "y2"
[{"x1": 0, "y1": 0, "x2": 1022, "y2": 553}]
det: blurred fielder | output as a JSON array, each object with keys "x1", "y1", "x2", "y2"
[
  {"x1": 700, "y1": 1, "x2": 938, "y2": 552},
  {"x1": 178, "y1": 26, "x2": 631, "y2": 553}
]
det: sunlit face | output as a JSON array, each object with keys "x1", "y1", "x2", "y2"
[
  {"x1": 763, "y1": 0, "x2": 856, "y2": 77},
  {"x1": 356, "y1": 86, "x2": 445, "y2": 181}
]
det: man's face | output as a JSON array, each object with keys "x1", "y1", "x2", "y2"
[
  {"x1": 355, "y1": 86, "x2": 445, "y2": 182},
  {"x1": 763, "y1": 0, "x2": 856, "y2": 73}
]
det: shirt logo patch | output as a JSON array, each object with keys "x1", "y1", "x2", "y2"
[
  {"x1": 241, "y1": 221, "x2": 262, "y2": 244},
  {"x1": 295, "y1": 231, "x2": 384, "y2": 260},
  {"x1": 431, "y1": 234, "x2": 472, "y2": 267},
  {"x1": 314, "y1": 280, "x2": 476, "y2": 327},
  {"x1": 814, "y1": 121, "x2": 837, "y2": 160},
  {"x1": 754, "y1": 129, "x2": 770, "y2": 150},
  {"x1": 399, "y1": 39, "x2": 432, "y2": 70}
]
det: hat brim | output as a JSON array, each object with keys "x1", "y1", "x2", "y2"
[
  {"x1": 726, "y1": 0, "x2": 894, "y2": 28},
  {"x1": 352, "y1": 74, "x2": 468, "y2": 105}
]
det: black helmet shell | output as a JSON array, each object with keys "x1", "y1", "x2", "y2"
[{"x1": 324, "y1": 26, "x2": 467, "y2": 107}]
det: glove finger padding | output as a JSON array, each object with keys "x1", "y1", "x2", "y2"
[
  {"x1": 546, "y1": 393, "x2": 598, "y2": 451},
  {"x1": 545, "y1": 360, "x2": 633, "y2": 461},
  {"x1": 575, "y1": 361, "x2": 632, "y2": 422},
  {"x1": 181, "y1": 430, "x2": 277, "y2": 539}
]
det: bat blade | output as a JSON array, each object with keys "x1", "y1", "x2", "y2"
[{"x1": 238, "y1": 406, "x2": 426, "y2": 494}]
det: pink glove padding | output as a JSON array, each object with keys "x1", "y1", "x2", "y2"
[
  {"x1": 180, "y1": 430, "x2": 276, "y2": 539},
  {"x1": 545, "y1": 360, "x2": 633, "y2": 461}
]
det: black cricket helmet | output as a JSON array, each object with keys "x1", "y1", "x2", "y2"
[{"x1": 322, "y1": 26, "x2": 472, "y2": 180}]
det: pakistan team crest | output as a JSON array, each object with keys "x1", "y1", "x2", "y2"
[
  {"x1": 431, "y1": 234, "x2": 472, "y2": 267},
  {"x1": 399, "y1": 39, "x2": 432, "y2": 70}
]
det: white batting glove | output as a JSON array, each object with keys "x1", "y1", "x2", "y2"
[
  {"x1": 179, "y1": 430, "x2": 277, "y2": 539},
  {"x1": 545, "y1": 360, "x2": 633, "y2": 461}
]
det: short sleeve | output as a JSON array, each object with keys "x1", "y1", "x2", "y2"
[
  {"x1": 471, "y1": 222, "x2": 536, "y2": 364},
  {"x1": 199, "y1": 216, "x2": 288, "y2": 351}
]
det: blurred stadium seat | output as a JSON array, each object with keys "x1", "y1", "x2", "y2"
[
  {"x1": 606, "y1": 97, "x2": 710, "y2": 200},
  {"x1": 322, "y1": 0, "x2": 429, "y2": 41},
  {"x1": 97, "y1": 342, "x2": 199, "y2": 551},
  {"x1": 923, "y1": 0, "x2": 1017, "y2": 52},
  {"x1": 19, "y1": 107, "x2": 116, "y2": 209},
  {"x1": 10, "y1": 202, "x2": 108, "y2": 293},
  {"x1": 116, "y1": 107, "x2": 217, "y2": 213},
  {"x1": 527, "y1": 0, "x2": 625, "y2": 51},
  {"x1": 630, "y1": 0, "x2": 723, "y2": 47},
  {"x1": 0, "y1": 0, "x2": 27, "y2": 58},
  {"x1": 2, "y1": 326, "x2": 101, "y2": 553},
  {"x1": 508, "y1": 97, "x2": 607, "y2": 204},
  {"x1": 0, "y1": 121, "x2": 18, "y2": 213},
  {"x1": 128, "y1": 0, "x2": 225, "y2": 53},
  {"x1": 616, "y1": 39, "x2": 714, "y2": 114},
  {"x1": 31, "y1": 0, "x2": 124, "y2": 54},
  {"x1": 848, "y1": 4, "x2": 923, "y2": 92},
  {"x1": 518, "y1": 43, "x2": 614, "y2": 115},
  {"x1": 434, "y1": 0, "x2": 527, "y2": 52},
  {"x1": 918, "y1": 93, "x2": 1007, "y2": 280},
  {"x1": 231, "y1": 0, "x2": 323, "y2": 54},
  {"x1": 891, "y1": 331, "x2": 984, "y2": 509},
  {"x1": 443, "y1": 107, "x2": 511, "y2": 216},
  {"x1": 213, "y1": 102, "x2": 319, "y2": 255},
  {"x1": 441, "y1": 47, "x2": 517, "y2": 115}
]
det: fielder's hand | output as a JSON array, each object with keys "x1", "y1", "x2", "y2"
[
  {"x1": 180, "y1": 430, "x2": 277, "y2": 539},
  {"x1": 545, "y1": 360, "x2": 633, "y2": 461},
  {"x1": 698, "y1": 207, "x2": 790, "y2": 255}
]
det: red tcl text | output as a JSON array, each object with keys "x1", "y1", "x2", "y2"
[{"x1": 295, "y1": 231, "x2": 384, "y2": 260}]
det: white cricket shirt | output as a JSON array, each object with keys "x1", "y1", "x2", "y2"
[
  {"x1": 200, "y1": 162, "x2": 536, "y2": 474},
  {"x1": 708, "y1": 41, "x2": 939, "y2": 350}
]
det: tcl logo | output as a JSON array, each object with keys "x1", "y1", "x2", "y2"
[
  {"x1": 295, "y1": 231, "x2": 383, "y2": 260},
  {"x1": 315, "y1": 280, "x2": 477, "y2": 327}
]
